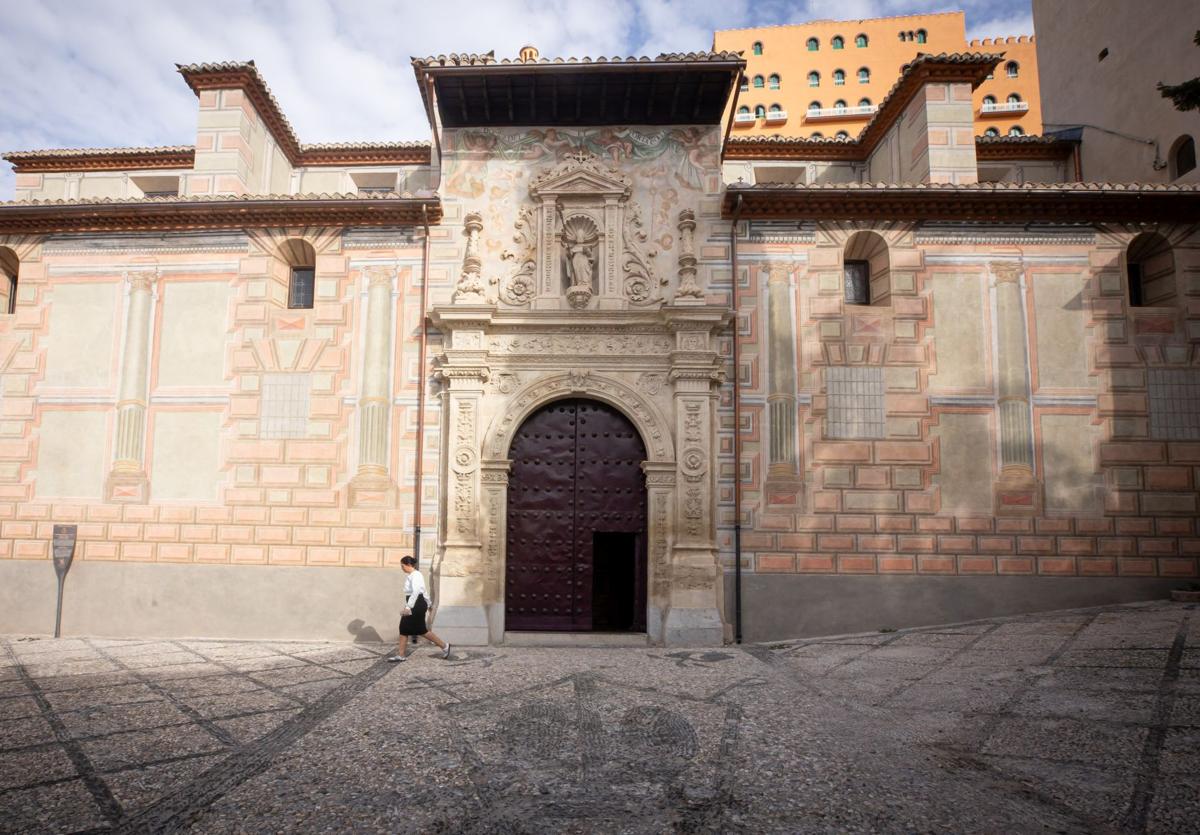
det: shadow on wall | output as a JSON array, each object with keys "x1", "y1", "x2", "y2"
[{"x1": 347, "y1": 618, "x2": 383, "y2": 643}]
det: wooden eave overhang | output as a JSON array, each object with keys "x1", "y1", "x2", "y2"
[
  {"x1": 413, "y1": 52, "x2": 745, "y2": 128},
  {"x1": 299, "y1": 143, "x2": 432, "y2": 167},
  {"x1": 5, "y1": 147, "x2": 196, "y2": 173},
  {"x1": 0, "y1": 195, "x2": 442, "y2": 235},
  {"x1": 721, "y1": 184, "x2": 1200, "y2": 224},
  {"x1": 975, "y1": 137, "x2": 1076, "y2": 161}
]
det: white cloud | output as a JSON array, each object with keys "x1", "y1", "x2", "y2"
[{"x1": 0, "y1": 0, "x2": 1035, "y2": 198}]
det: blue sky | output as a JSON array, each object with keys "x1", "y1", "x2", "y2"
[{"x1": 0, "y1": 0, "x2": 1034, "y2": 198}]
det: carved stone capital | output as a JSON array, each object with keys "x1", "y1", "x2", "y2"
[
  {"x1": 123, "y1": 268, "x2": 159, "y2": 293},
  {"x1": 990, "y1": 261, "x2": 1023, "y2": 284},
  {"x1": 364, "y1": 264, "x2": 396, "y2": 288}
]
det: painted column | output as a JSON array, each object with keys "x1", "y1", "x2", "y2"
[
  {"x1": 106, "y1": 268, "x2": 157, "y2": 502},
  {"x1": 349, "y1": 265, "x2": 397, "y2": 505},
  {"x1": 991, "y1": 260, "x2": 1041, "y2": 513},
  {"x1": 766, "y1": 264, "x2": 800, "y2": 478}
]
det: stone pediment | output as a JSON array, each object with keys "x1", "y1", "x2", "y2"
[{"x1": 529, "y1": 153, "x2": 632, "y2": 199}]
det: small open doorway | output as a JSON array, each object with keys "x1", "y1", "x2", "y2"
[{"x1": 592, "y1": 532, "x2": 644, "y2": 631}]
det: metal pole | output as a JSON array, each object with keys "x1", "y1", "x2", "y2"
[
  {"x1": 730, "y1": 194, "x2": 744, "y2": 644},
  {"x1": 413, "y1": 204, "x2": 432, "y2": 568},
  {"x1": 54, "y1": 577, "x2": 65, "y2": 639}
]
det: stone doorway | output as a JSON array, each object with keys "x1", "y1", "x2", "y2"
[{"x1": 505, "y1": 398, "x2": 647, "y2": 632}]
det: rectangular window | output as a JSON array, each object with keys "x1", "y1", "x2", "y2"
[
  {"x1": 826, "y1": 366, "x2": 886, "y2": 439},
  {"x1": 289, "y1": 267, "x2": 315, "y2": 309},
  {"x1": 1149, "y1": 369, "x2": 1200, "y2": 440},
  {"x1": 844, "y1": 260, "x2": 870, "y2": 305},
  {"x1": 260, "y1": 373, "x2": 311, "y2": 439}
]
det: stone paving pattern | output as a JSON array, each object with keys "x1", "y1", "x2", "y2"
[{"x1": 0, "y1": 600, "x2": 1195, "y2": 833}]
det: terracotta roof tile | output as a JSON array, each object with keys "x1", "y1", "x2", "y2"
[{"x1": 411, "y1": 50, "x2": 743, "y2": 69}]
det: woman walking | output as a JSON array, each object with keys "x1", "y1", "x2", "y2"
[{"x1": 388, "y1": 556, "x2": 452, "y2": 662}]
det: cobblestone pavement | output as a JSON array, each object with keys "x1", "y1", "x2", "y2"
[{"x1": 0, "y1": 600, "x2": 1194, "y2": 833}]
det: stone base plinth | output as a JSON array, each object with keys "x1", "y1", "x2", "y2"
[
  {"x1": 432, "y1": 604, "x2": 490, "y2": 646},
  {"x1": 348, "y1": 475, "x2": 397, "y2": 508},
  {"x1": 663, "y1": 606, "x2": 725, "y2": 646},
  {"x1": 105, "y1": 471, "x2": 149, "y2": 503}
]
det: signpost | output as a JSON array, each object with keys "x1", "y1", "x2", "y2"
[{"x1": 51, "y1": 525, "x2": 77, "y2": 639}]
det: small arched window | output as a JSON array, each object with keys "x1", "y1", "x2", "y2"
[
  {"x1": 808, "y1": 71, "x2": 820, "y2": 87},
  {"x1": 833, "y1": 69, "x2": 845, "y2": 85},
  {"x1": 1007, "y1": 93, "x2": 1022, "y2": 104},
  {"x1": 752, "y1": 41, "x2": 763, "y2": 55},
  {"x1": 808, "y1": 101, "x2": 822, "y2": 114},
  {"x1": 856, "y1": 33, "x2": 868, "y2": 47},
  {"x1": 857, "y1": 67, "x2": 870, "y2": 84},
  {"x1": 811, "y1": 132, "x2": 824, "y2": 138},
  {"x1": 0, "y1": 247, "x2": 18, "y2": 316},
  {"x1": 1006, "y1": 61, "x2": 1019, "y2": 78},
  {"x1": 737, "y1": 105, "x2": 751, "y2": 116},
  {"x1": 983, "y1": 95, "x2": 997, "y2": 106},
  {"x1": 754, "y1": 104, "x2": 767, "y2": 118},
  {"x1": 768, "y1": 73, "x2": 781, "y2": 89},
  {"x1": 844, "y1": 231, "x2": 891, "y2": 307},
  {"x1": 282, "y1": 239, "x2": 317, "y2": 309},
  {"x1": 916, "y1": 29, "x2": 927, "y2": 43},
  {"x1": 807, "y1": 37, "x2": 819, "y2": 51},
  {"x1": 769, "y1": 104, "x2": 783, "y2": 115},
  {"x1": 984, "y1": 127, "x2": 1000, "y2": 137},
  {"x1": 834, "y1": 99, "x2": 847, "y2": 113},
  {"x1": 858, "y1": 97, "x2": 872, "y2": 108},
  {"x1": 740, "y1": 78, "x2": 749, "y2": 92},
  {"x1": 832, "y1": 36, "x2": 845, "y2": 49},
  {"x1": 1170, "y1": 135, "x2": 1196, "y2": 179},
  {"x1": 1008, "y1": 126, "x2": 1024, "y2": 136},
  {"x1": 836, "y1": 131, "x2": 850, "y2": 140},
  {"x1": 898, "y1": 31, "x2": 907, "y2": 41},
  {"x1": 753, "y1": 74, "x2": 765, "y2": 88}
]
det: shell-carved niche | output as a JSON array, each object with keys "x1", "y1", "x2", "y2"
[{"x1": 500, "y1": 151, "x2": 662, "y2": 310}]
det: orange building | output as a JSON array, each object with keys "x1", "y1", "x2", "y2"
[{"x1": 715, "y1": 11, "x2": 1041, "y2": 140}]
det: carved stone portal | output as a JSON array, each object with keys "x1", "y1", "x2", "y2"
[{"x1": 500, "y1": 151, "x2": 663, "y2": 311}]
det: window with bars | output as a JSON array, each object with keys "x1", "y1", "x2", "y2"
[
  {"x1": 826, "y1": 366, "x2": 886, "y2": 439},
  {"x1": 260, "y1": 373, "x2": 311, "y2": 439},
  {"x1": 1149, "y1": 369, "x2": 1200, "y2": 439},
  {"x1": 844, "y1": 259, "x2": 870, "y2": 305},
  {"x1": 289, "y1": 267, "x2": 315, "y2": 309}
]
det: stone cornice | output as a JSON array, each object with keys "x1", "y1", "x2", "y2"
[
  {"x1": 723, "y1": 183, "x2": 1200, "y2": 223},
  {"x1": 0, "y1": 195, "x2": 441, "y2": 235}
]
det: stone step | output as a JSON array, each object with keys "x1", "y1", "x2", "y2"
[{"x1": 502, "y1": 631, "x2": 650, "y2": 647}]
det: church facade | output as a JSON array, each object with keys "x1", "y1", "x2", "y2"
[{"x1": 0, "y1": 48, "x2": 1197, "y2": 645}]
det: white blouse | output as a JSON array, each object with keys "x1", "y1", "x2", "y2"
[{"x1": 404, "y1": 569, "x2": 431, "y2": 610}]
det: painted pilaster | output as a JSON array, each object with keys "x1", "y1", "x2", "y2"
[
  {"x1": 991, "y1": 260, "x2": 1042, "y2": 513},
  {"x1": 349, "y1": 265, "x2": 398, "y2": 506},
  {"x1": 105, "y1": 269, "x2": 157, "y2": 502}
]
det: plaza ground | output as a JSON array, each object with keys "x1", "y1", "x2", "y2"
[{"x1": 1, "y1": 600, "x2": 1196, "y2": 833}]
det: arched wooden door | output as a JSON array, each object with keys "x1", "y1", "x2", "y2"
[{"x1": 505, "y1": 398, "x2": 647, "y2": 632}]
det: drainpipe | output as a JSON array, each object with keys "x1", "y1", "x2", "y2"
[
  {"x1": 413, "y1": 203, "x2": 432, "y2": 567},
  {"x1": 730, "y1": 193, "x2": 744, "y2": 644}
]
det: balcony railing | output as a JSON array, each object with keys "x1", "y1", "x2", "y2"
[
  {"x1": 980, "y1": 101, "x2": 1029, "y2": 115},
  {"x1": 734, "y1": 112, "x2": 757, "y2": 126},
  {"x1": 763, "y1": 109, "x2": 788, "y2": 124},
  {"x1": 804, "y1": 104, "x2": 877, "y2": 121}
]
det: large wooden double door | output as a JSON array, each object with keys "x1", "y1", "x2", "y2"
[{"x1": 505, "y1": 398, "x2": 647, "y2": 632}]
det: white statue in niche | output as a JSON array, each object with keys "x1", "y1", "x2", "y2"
[{"x1": 560, "y1": 215, "x2": 598, "y2": 308}]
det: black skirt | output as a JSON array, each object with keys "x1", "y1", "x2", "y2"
[{"x1": 399, "y1": 595, "x2": 429, "y2": 636}]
